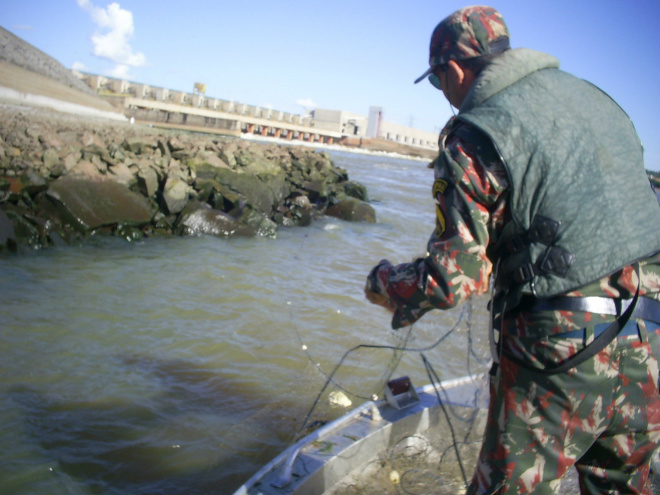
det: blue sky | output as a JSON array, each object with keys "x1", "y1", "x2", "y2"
[{"x1": 2, "y1": 0, "x2": 659, "y2": 170}]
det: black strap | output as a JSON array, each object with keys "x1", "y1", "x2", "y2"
[
  {"x1": 502, "y1": 214, "x2": 575, "y2": 283},
  {"x1": 503, "y1": 264, "x2": 642, "y2": 375},
  {"x1": 531, "y1": 295, "x2": 660, "y2": 324},
  {"x1": 507, "y1": 214, "x2": 561, "y2": 253},
  {"x1": 513, "y1": 246, "x2": 576, "y2": 283}
]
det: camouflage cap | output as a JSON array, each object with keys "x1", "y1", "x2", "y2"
[{"x1": 414, "y1": 5, "x2": 510, "y2": 84}]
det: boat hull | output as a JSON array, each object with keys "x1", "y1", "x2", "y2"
[{"x1": 232, "y1": 374, "x2": 489, "y2": 495}]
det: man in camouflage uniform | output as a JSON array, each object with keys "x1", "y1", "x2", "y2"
[{"x1": 365, "y1": 6, "x2": 660, "y2": 494}]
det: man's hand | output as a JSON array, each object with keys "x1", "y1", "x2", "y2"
[
  {"x1": 364, "y1": 285, "x2": 395, "y2": 312},
  {"x1": 476, "y1": 261, "x2": 493, "y2": 295},
  {"x1": 365, "y1": 259, "x2": 395, "y2": 313}
]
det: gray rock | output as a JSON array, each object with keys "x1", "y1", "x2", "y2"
[
  {"x1": 343, "y1": 180, "x2": 370, "y2": 202},
  {"x1": 47, "y1": 175, "x2": 155, "y2": 230},
  {"x1": 0, "y1": 209, "x2": 17, "y2": 251},
  {"x1": 62, "y1": 150, "x2": 81, "y2": 171},
  {"x1": 291, "y1": 194, "x2": 312, "y2": 210},
  {"x1": 233, "y1": 206, "x2": 278, "y2": 238},
  {"x1": 108, "y1": 162, "x2": 137, "y2": 188},
  {"x1": 326, "y1": 198, "x2": 376, "y2": 223},
  {"x1": 137, "y1": 165, "x2": 159, "y2": 198},
  {"x1": 302, "y1": 179, "x2": 328, "y2": 203},
  {"x1": 67, "y1": 159, "x2": 101, "y2": 178},
  {"x1": 215, "y1": 168, "x2": 288, "y2": 216},
  {"x1": 167, "y1": 137, "x2": 185, "y2": 153},
  {"x1": 218, "y1": 147, "x2": 237, "y2": 168},
  {"x1": 166, "y1": 158, "x2": 190, "y2": 183},
  {"x1": 177, "y1": 202, "x2": 254, "y2": 237},
  {"x1": 234, "y1": 147, "x2": 282, "y2": 175},
  {"x1": 42, "y1": 148, "x2": 60, "y2": 171},
  {"x1": 186, "y1": 150, "x2": 231, "y2": 177},
  {"x1": 162, "y1": 176, "x2": 190, "y2": 214}
]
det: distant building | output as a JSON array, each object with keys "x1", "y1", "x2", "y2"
[
  {"x1": 313, "y1": 105, "x2": 437, "y2": 149},
  {"x1": 312, "y1": 109, "x2": 368, "y2": 137},
  {"x1": 366, "y1": 106, "x2": 383, "y2": 138},
  {"x1": 153, "y1": 87, "x2": 169, "y2": 101},
  {"x1": 76, "y1": 71, "x2": 438, "y2": 150},
  {"x1": 109, "y1": 79, "x2": 129, "y2": 94},
  {"x1": 380, "y1": 121, "x2": 437, "y2": 148}
]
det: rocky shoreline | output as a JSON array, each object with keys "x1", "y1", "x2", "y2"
[{"x1": 0, "y1": 104, "x2": 376, "y2": 253}]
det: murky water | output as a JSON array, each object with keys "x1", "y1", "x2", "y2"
[{"x1": 0, "y1": 149, "x2": 492, "y2": 494}]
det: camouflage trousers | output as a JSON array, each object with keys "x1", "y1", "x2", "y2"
[{"x1": 467, "y1": 319, "x2": 660, "y2": 494}]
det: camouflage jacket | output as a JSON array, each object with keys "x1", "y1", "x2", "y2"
[{"x1": 370, "y1": 121, "x2": 660, "y2": 333}]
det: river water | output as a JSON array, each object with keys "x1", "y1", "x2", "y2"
[{"x1": 0, "y1": 148, "x2": 492, "y2": 495}]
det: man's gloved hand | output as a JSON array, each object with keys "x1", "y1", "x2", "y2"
[{"x1": 364, "y1": 260, "x2": 395, "y2": 313}]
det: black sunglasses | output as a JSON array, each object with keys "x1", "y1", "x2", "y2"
[{"x1": 428, "y1": 63, "x2": 449, "y2": 90}]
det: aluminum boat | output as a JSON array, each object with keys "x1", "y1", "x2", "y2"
[{"x1": 232, "y1": 374, "x2": 489, "y2": 495}]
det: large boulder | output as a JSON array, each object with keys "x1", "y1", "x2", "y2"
[
  {"x1": 343, "y1": 181, "x2": 370, "y2": 202},
  {"x1": 232, "y1": 205, "x2": 278, "y2": 238},
  {"x1": 234, "y1": 146, "x2": 282, "y2": 176},
  {"x1": 136, "y1": 164, "x2": 159, "y2": 198},
  {"x1": 162, "y1": 176, "x2": 191, "y2": 214},
  {"x1": 47, "y1": 175, "x2": 156, "y2": 230},
  {"x1": 175, "y1": 201, "x2": 254, "y2": 237},
  {"x1": 214, "y1": 168, "x2": 290, "y2": 216},
  {"x1": 186, "y1": 150, "x2": 231, "y2": 178},
  {"x1": 326, "y1": 198, "x2": 376, "y2": 223}
]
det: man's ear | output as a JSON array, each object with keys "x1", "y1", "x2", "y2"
[
  {"x1": 447, "y1": 59, "x2": 476, "y2": 107},
  {"x1": 447, "y1": 59, "x2": 466, "y2": 88}
]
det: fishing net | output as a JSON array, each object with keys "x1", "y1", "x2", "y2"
[
  {"x1": 289, "y1": 294, "x2": 660, "y2": 495},
  {"x1": 288, "y1": 298, "x2": 492, "y2": 494}
]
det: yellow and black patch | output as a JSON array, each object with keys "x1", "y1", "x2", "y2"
[
  {"x1": 432, "y1": 178, "x2": 449, "y2": 197},
  {"x1": 435, "y1": 205, "x2": 446, "y2": 237},
  {"x1": 432, "y1": 179, "x2": 450, "y2": 237}
]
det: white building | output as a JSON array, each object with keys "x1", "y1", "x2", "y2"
[
  {"x1": 312, "y1": 106, "x2": 437, "y2": 149},
  {"x1": 366, "y1": 106, "x2": 383, "y2": 138},
  {"x1": 312, "y1": 109, "x2": 368, "y2": 137}
]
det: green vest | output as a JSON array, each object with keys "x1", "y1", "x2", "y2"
[{"x1": 452, "y1": 48, "x2": 660, "y2": 300}]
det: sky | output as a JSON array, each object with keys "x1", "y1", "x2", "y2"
[{"x1": 2, "y1": 0, "x2": 659, "y2": 170}]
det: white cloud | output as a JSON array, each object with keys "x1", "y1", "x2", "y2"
[
  {"x1": 105, "y1": 63, "x2": 130, "y2": 79},
  {"x1": 71, "y1": 61, "x2": 87, "y2": 72},
  {"x1": 76, "y1": 0, "x2": 147, "y2": 71},
  {"x1": 295, "y1": 98, "x2": 317, "y2": 109}
]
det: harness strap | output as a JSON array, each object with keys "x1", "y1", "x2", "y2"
[
  {"x1": 530, "y1": 295, "x2": 660, "y2": 324},
  {"x1": 502, "y1": 264, "x2": 646, "y2": 375},
  {"x1": 512, "y1": 245, "x2": 575, "y2": 283}
]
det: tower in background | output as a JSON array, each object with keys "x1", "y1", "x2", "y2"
[{"x1": 366, "y1": 106, "x2": 383, "y2": 138}]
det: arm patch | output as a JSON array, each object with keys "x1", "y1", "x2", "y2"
[{"x1": 433, "y1": 178, "x2": 451, "y2": 237}]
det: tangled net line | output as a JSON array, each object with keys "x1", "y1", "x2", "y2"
[{"x1": 288, "y1": 294, "x2": 490, "y2": 492}]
